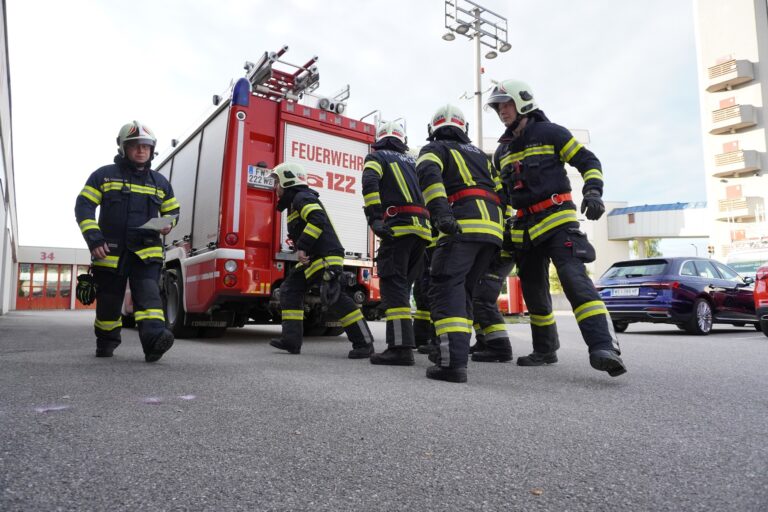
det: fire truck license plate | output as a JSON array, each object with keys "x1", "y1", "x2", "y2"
[{"x1": 247, "y1": 165, "x2": 275, "y2": 189}]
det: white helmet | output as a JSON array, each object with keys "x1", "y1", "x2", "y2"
[
  {"x1": 485, "y1": 79, "x2": 538, "y2": 115},
  {"x1": 376, "y1": 121, "x2": 407, "y2": 144},
  {"x1": 271, "y1": 162, "x2": 308, "y2": 188},
  {"x1": 428, "y1": 104, "x2": 467, "y2": 137},
  {"x1": 116, "y1": 120, "x2": 157, "y2": 156}
]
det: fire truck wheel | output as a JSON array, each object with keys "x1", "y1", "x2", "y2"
[{"x1": 163, "y1": 268, "x2": 199, "y2": 338}]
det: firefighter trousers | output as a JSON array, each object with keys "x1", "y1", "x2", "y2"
[
  {"x1": 516, "y1": 227, "x2": 619, "y2": 355},
  {"x1": 429, "y1": 239, "x2": 497, "y2": 368},
  {"x1": 377, "y1": 235, "x2": 426, "y2": 348},
  {"x1": 93, "y1": 251, "x2": 169, "y2": 355},
  {"x1": 412, "y1": 246, "x2": 435, "y2": 346},
  {"x1": 472, "y1": 252, "x2": 515, "y2": 352},
  {"x1": 278, "y1": 258, "x2": 373, "y2": 349}
]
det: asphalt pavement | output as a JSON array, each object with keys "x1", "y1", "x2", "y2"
[{"x1": 1, "y1": 310, "x2": 766, "y2": 512}]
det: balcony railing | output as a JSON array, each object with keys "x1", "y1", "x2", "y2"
[
  {"x1": 710, "y1": 105, "x2": 757, "y2": 135},
  {"x1": 712, "y1": 149, "x2": 761, "y2": 178},
  {"x1": 707, "y1": 59, "x2": 754, "y2": 92},
  {"x1": 716, "y1": 196, "x2": 765, "y2": 222}
]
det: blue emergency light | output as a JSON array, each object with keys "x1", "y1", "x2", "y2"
[{"x1": 232, "y1": 77, "x2": 251, "y2": 107}]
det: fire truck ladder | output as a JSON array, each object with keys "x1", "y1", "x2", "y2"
[{"x1": 243, "y1": 45, "x2": 320, "y2": 102}]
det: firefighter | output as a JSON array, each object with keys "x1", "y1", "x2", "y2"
[
  {"x1": 74, "y1": 121, "x2": 179, "y2": 362},
  {"x1": 413, "y1": 241, "x2": 436, "y2": 354},
  {"x1": 362, "y1": 121, "x2": 431, "y2": 365},
  {"x1": 269, "y1": 162, "x2": 375, "y2": 357},
  {"x1": 416, "y1": 104, "x2": 504, "y2": 383},
  {"x1": 486, "y1": 79, "x2": 627, "y2": 377}
]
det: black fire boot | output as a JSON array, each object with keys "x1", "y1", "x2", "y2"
[
  {"x1": 471, "y1": 348, "x2": 513, "y2": 363},
  {"x1": 426, "y1": 365, "x2": 467, "y2": 383},
  {"x1": 145, "y1": 331, "x2": 175, "y2": 363},
  {"x1": 95, "y1": 339, "x2": 119, "y2": 358},
  {"x1": 370, "y1": 346, "x2": 415, "y2": 366},
  {"x1": 517, "y1": 351, "x2": 558, "y2": 366},
  {"x1": 589, "y1": 349, "x2": 627, "y2": 377},
  {"x1": 348, "y1": 343, "x2": 374, "y2": 359},
  {"x1": 469, "y1": 338, "x2": 487, "y2": 354},
  {"x1": 270, "y1": 339, "x2": 301, "y2": 354},
  {"x1": 417, "y1": 342, "x2": 438, "y2": 355}
]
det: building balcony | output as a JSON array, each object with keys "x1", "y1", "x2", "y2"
[
  {"x1": 715, "y1": 196, "x2": 765, "y2": 222},
  {"x1": 712, "y1": 150, "x2": 761, "y2": 178},
  {"x1": 709, "y1": 105, "x2": 757, "y2": 135},
  {"x1": 706, "y1": 59, "x2": 754, "y2": 92}
]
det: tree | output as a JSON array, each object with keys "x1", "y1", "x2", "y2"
[{"x1": 631, "y1": 238, "x2": 661, "y2": 258}]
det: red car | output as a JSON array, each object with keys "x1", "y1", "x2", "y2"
[{"x1": 754, "y1": 263, "x2": 768, "y2": 336}]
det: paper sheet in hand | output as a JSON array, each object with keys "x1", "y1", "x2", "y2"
[{"x1": 137, "y1": 215, "x2": 177, "y2": 231}]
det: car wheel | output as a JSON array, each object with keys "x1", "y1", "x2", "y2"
[
  {"x1": 761, "y1": 319, "x2": 768, "y2": 337},
  {"x1": 612, "y1": 320, "x2": 629, "y2": 333},
  {"x1": 684, "y1": 298, "x2": 713, "y2": 335},
  {"x1": 753, "y1": 323, "x2": 762, "y2": 332}
]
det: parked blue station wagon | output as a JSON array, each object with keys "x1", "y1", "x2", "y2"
[{"x1": 595, "y1": 256, "x2": 758, "y2": 335}]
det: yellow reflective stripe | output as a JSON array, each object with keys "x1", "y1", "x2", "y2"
[
  {"x1": 476, "y1": 199, "x2": 490, "y2": 221},
  {"x1": 79, "y1": 185, "x2": 102, "y2": 204},
  {"x1": 483, "y1": 324, "x2": 507, "y2": 334},
  {"x1": 160, "y1": 197, "x2": 180, "y2": 213},
  {"x1": 303, "y1": 256, "x2": 344, "y2": 279},
  {"x1": 449, "y1": 149, "x2": 476, "y2": 186},
  {"x1": 559, "y1": 137, "x2": 583, "y2": 162},
  {"x1": 414, "y1": 310, "x2": 431, "y2": 321},
  {"x1": 364, "y1": 160, "x2": 383, "y2": 177},
  {"x1": 92, "y1": 255, "x2": 119, "y2": 268},
  {"x1": 135, "y1": 246, "x2": 163, "y2": 260},
  {"x1": 364, "y1": 192, "x2": 381, "y2": 207},
  {"x1": 530, "y1": 312, "x2": 555, "y2": 327},
  {"x1": 528, "y1": 209, "x2": 578, "y2": 240},
  {"x1": 391, "y1": 224, "x2": 432, "y2": 241},
  {"x1": 423, "y1": 182, "x2": 447, "y2": 204},
  {"x1": 583, "y1": 169, "x2": 603, "y2": 181},
  {"x1": 282, "y1": 309, "x2": 304, "y2": 321},
  {"x1": 501, "y1": 145, "x2": 555, "y2": 168},
  {"x1": 385, "y1": 307, "x2": 412, "y2": 321},
  {"x1": 95, "y1": 318, "x2": 122, "y2": 331},
  {"x1": 389, "y1": 162, "x2": 413, "y2": 203},
  {"x1": 416, "y1": 152, "x2": 444, "y2": 170},
  {"x1": 162, "y1": 214, "x2": 178, "y2": 227},
  {"x1": 99, "y1": 182, "x2": 166, "y2": 198},
  {"x1": 288, "y1": 211, "x2": 299, "y2": 223},
  {"x1": 434, "y1": 316, "x2": 473, "y2": 336},
  {"x1": 505, "y1": 205, "x2": 515, "y2": 218},
  {"x1": 456, "y1": 218, "x2": 503, "y2": 238},
  {"x1": 510, "y1": 230, "x2": 524, "y2": 243},
  {"x1": 300, "y1": 203, "x2": 323, "y2": 221},
  {"x1": 339, "y1": 308, "x2": 364, "y2": 327},
  {"x1": 574, "y1": 301, "x2": 609, "y2": 323},
  {"x1": 79, "y1": 219, "x2": 100, "y2": 233},
  {"x1": 303, "y1": 223, "x2": 322, "y2": 239},
  {"x1": 135, "y1": 309, "x2": 165, "y2": 322}
]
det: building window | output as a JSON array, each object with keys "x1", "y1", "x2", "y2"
[{"x1": 628, "y1": 213, "x2": 635, "y2": 224}]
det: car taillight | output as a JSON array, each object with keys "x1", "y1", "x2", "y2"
[{"x1": 644, "y1": 281, "x2": 680, "y2": 289}]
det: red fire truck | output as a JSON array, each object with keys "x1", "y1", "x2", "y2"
[{"x1": 129, "y1": 47, "x2": 381, "y2": 337}]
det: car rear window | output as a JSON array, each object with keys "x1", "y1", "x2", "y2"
[{"x1": 603, "y1": 261, "x2": 667, "y2": 279}]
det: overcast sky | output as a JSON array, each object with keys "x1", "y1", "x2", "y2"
[{"x1": 7, "y1": 0, "x2": 705, "y2": 249}]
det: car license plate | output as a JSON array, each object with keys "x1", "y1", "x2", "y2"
[
  {"x1": 611, "y1": 288, "x2": 639, "y2": 297},
  {"x1": 247, "y1": 165, "x2": 275, "y2": 190}
]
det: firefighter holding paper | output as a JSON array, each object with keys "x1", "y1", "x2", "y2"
[
  {"x1": 269, "y1": 162, "x2": 375, "y2": 358},
  {"x1": 362, "y1": 121, "x2": 431, "y2": 365},
  {"x1": 74, "y1": 121, "x2": 178, "y2": 362},
  {"x1": 415, "y1": 104, "x2": 504, "y2": 383},
  {"x1": 487, "y1": 79, "x2": 626, "y2": 377}
]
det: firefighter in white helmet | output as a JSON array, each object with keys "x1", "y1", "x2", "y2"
[
  {"x1": 74, "y1": 121, "x2": 179, "y2": 362},
  {"x1": 486, "y1": 79, "x2": 626, "y2": 377},
  {"x1": 362, "y1": 120, "x2": 431, "y2": 365},
  {"x1": 269, "y1": 162, "x2": 375, "y2": 357},
  {"x1": 415, "y1": 104, "x2": 505, "y2": 383}
]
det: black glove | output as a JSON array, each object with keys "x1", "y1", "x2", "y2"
[
  {"x1": 370, "y1": 219, "x2": 394, "y2": 240},
  {"x1": 580, "y1": 190, "x2": 605, "y2": 221},
  {"x1": 435, "y1": 215, "x2": 461, "y2": 235},
  {"x1": 76, "y1": 273, "x2": 97, "y2": 305}
]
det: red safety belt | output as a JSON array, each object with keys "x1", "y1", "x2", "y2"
[
  {"x1": 447, "y1": 187, "x2": 501, "y2": 205},
  {"x1": 383, "y1": 205, "x2": 431, "y2": 219},
  {"x1": 515, "y1": 192, "x2": 572, "y2": 218}
]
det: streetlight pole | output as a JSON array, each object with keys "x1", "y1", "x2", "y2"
[
  {"x1": 690, "y1": 243, "x2": 698, "y2": 256},
  {"x1": 442, "y1": 0, "x2": 511, "y2": 151}
]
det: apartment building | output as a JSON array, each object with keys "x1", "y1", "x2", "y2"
[{"x1": 694, "y1": 0, "x2": 768, "y2": 258}]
